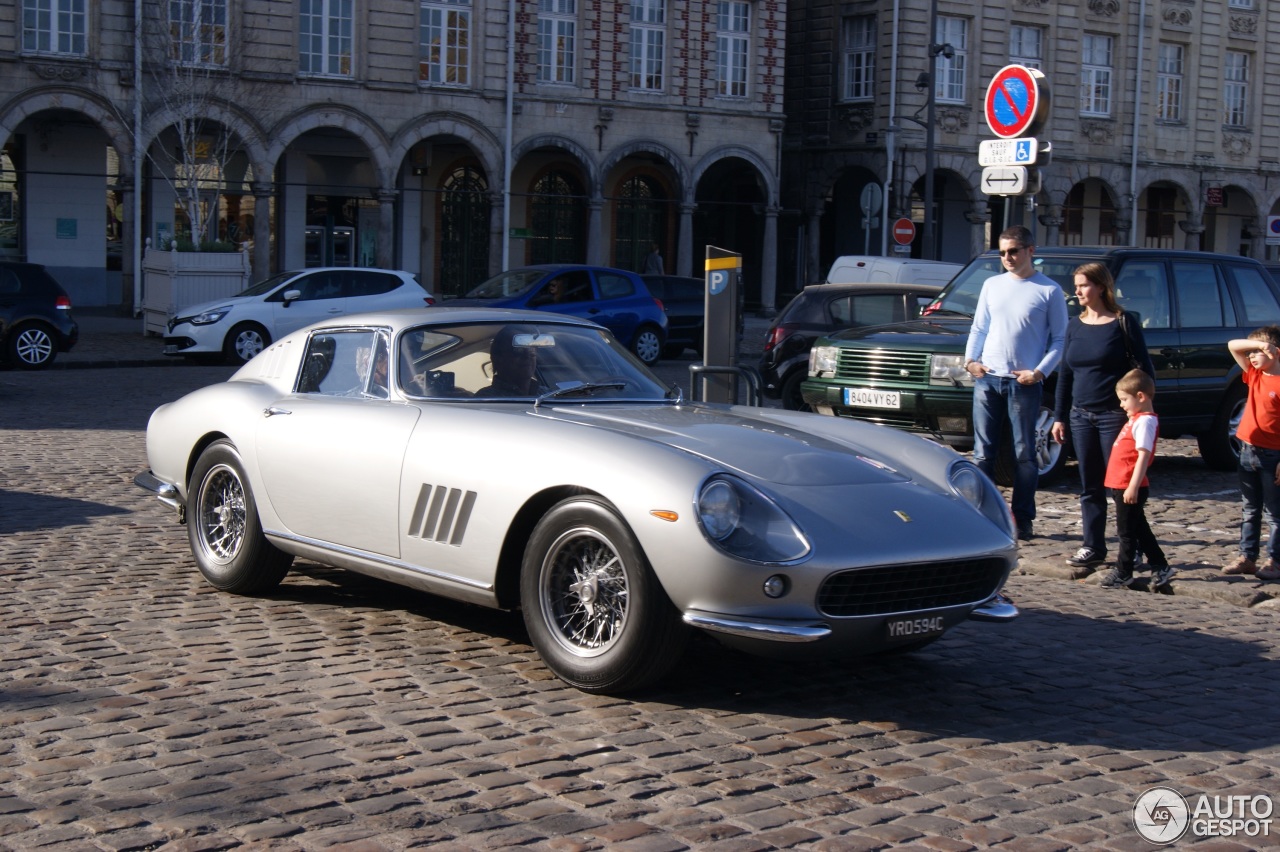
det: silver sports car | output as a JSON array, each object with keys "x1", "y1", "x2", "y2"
[{"x1": 137, "y1": 308, "x2": 1018, "y2": 694}]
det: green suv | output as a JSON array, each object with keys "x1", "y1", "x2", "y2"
[{"x1": 801, "y1": 247, "x2": 1280, "y2": 483}]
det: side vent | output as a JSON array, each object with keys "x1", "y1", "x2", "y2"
[{"x1": 408, "y1": 484, "x2": 477, "y2": 546}]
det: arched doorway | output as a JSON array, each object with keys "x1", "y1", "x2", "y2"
[
  {"x1": 436, "y1": 162, "x2": 491, "y2": 297},
  {"x1": 528, "y1": 168, "x2": 586, "y2": 264},
  {"x1": 613, "y1": 173, "x2": 668, "y2": 272}
]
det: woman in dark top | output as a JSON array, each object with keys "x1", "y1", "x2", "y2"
[{"x1": 1050, "y1": 262, "x2": 1156, "y2": 569}]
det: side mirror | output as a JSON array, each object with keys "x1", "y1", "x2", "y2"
[{"x1": 282, "y1": 289, "x2": 301, "y2": 306}]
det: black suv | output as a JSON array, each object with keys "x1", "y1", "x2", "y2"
[
  {"x1": 0, "y1": 261, "x2": 79, "y2": 369},
  {"x1": 801, "y1": 247, "x2": 1280, "y2": 482}
]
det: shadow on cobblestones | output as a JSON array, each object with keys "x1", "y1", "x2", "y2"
[{"x1": 0, "y1": 488, "x2": 130, "y2": 533}]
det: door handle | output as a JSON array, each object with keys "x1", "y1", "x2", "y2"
[{"x1": 263, "y1": 406, "x2": 292, "y2": 417}]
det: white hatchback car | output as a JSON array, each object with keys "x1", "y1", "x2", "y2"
[{"x1": 163, "y1": 267, "x2": 434, "y2": 364}]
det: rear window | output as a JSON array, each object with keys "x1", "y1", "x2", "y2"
[
  {"x1": 598, "y1": 272, "x2": 635, "y2": 300},
  {"x1": 927, "y1": 255, "x2": 1085, "y2": 317}
]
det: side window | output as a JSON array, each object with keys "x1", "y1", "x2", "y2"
[
  {"x1": 1172, "y1": 262, "x2": 1233, "y2": 328},
  {"x1": 597, "y1": 272, "x2": 635, "y2": 300},
  {"x1": 532, "y1": 271, "x2": 591, "y2": 306},
  {"x1": 848, "y1": 294, "x2": 901, "y2": 327},
  {"x1": 0, "y1": 267, "x2": 20, "y2": 295},
  {"x1": 294, "y1": 271, "x2": 344, "y2": 302},
  {"x1": 348, "y1": 271, "x2": 399, "y2": 298},
  {"x1": 828, "y1": 296, "x2": 853, "y2": 325},
  {"x1": 1114, "y1": 262, "x2": 1171, "y2": 329},
  {"x1": 297, "y1": 330, "x2": 388, "y2": 396},
  {"x1": 1229, "y1": 266, "x2": 1280, "y2": 324}
]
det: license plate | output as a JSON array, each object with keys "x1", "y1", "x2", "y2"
[
  {"x1": 843, "y1": 387, "x2": 901, "y2": 409},
  {"x1": 885, "y1": 615, "x2": 946, "y2": 641}
]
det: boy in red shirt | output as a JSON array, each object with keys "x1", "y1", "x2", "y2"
[
  {"x1": 1099, "y1": 369, "x2": 1172, "y2": 589},
  {"x1": 1223, "y1": 326, "x2": 1280, "y2": 580}
]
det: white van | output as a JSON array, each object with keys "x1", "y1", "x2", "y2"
[{"x1": 825, "y1": 255, "x2": 962, "y2": 287}]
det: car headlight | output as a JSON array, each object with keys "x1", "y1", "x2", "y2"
[
  {"x1": 696, "y1": 475, "x2": 811, "y2": 564},
  {"x1": 947, "y1": 459, "x2": 1013, "y2": 535},
  {"x1": 191, "y1": 306, "x2": 232, "y2": 325},
  {"x1": 930, "y1": 353, "x2": 975, "y2": 387},
  {"x1": 809, "y1": 345, "x2": 838, "y2": 378}
]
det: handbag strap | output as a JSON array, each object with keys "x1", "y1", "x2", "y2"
[{"x1": 1117, "y1": 311, "x2": 1137, "y2": 364}]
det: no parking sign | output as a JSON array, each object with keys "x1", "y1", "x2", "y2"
[
  {"x1": 984, "y1": 65, "x2": 1050, "y2": 139},
  {"x1": 1267, "y1": 216, "x2": 1280, "y2": 246}
]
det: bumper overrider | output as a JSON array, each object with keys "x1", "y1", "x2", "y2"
[{"x1": 135, "y1": 470, "x2": 184, "y2": 515}]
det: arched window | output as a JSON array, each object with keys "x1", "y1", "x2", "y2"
[
  {"x1": 438, "y1": 164, "x2": 490, "y2": 297},
  {"x1": 614, "y1": 174, "x2": 666, "y2": 272},
  {"x1": 529, "y1": 169, "x2": 585, "y2": 264}
]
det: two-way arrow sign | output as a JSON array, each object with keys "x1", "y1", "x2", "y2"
[{"x1": 980, "y1": 166, "x2": 1041, "y2": 196}]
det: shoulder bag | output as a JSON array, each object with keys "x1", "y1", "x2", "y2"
[{"x1": 1116, "y1": 311, "x2": 1144, "y2": 372}]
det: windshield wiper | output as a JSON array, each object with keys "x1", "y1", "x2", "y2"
[{"x1": 534, "y1": 381, "x2": 627, "y2": 407}]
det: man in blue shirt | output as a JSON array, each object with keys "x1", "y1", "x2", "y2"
[{"x1": 964, "y1": 225, "x2": 1069, "y2": 540}]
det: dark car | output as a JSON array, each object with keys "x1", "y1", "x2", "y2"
[
  {"x1": 0, "y1": 261, "x2": 79, "y2": 369},
  {"x1": 641, "y1": 274, "x2": 706, "y2": 357},
  {"x1": 452, "y1": 265, "x2": 668, "y2": 365},
  {"x1": 802, "y1": 247, "x2": 1280, "y2": 483},
  {"x1": 760, "y1": 282, "x2": 943, "y2": 410}
]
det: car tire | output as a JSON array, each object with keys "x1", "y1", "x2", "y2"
[
  {"x1": 187, "y1": 440, "x2": 293, "y2": 594},
  {"x1": 521, "y1": 497, "x2": 688, "y2": 694},
  {"x1": 224, "y1": 322, "x2": 270, "y2": 365},
  {"x1": 780, "y1": 369, "x2": 811, "y2": 412},
  {"x1": 630, "y1": 325, "x2": 664, "y2": 366},
  {"x1": 992, "y1": 404, "x2": 1067, "y2": 487},
  {"x1": 1198, "y1": 381, "x2": 1246, "y2": 471},
  {"x1": 7, "y1": 322, "x2": 58, "y2": 369}
]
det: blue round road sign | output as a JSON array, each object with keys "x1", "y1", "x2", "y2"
[{"x1": 984, "y1": 65, "x2": 1049, "y2": 139}]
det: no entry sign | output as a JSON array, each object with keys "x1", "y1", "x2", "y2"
[
  {"x1": 892, "y1": 218, "x2": 916, "y2": 246},
  {"x1": 984, "y1": 65, "x2": 1049, "y2": 139}
]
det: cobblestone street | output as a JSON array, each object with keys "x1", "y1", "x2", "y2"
[{"x1": 1, "y1": 352, "x2": 1278, "y2": 850}]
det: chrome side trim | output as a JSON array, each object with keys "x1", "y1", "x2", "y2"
[
  {"x1": 134, "y1": 470, "x2": 183, "y2": 511},
  {"x1": 682, "y1": 611, "x2": 831, "y2": 643},
  {"x1": 263, "y1": 528, "x2": 493, "y2": 592},
  {"x1": 968, "y1": 593, "x2": 1019, "y2": 622}
]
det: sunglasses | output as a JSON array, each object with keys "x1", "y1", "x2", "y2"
[{"x1": 999, "y1": 246, "x2": 1029, "y2": 258}]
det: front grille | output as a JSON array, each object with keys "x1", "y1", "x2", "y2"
[
  {"x1": 817, "y1": 558, "x2": 1008, "y2": 617},
  {"x1": 833, "y1": 410, "x2": 918, "y2": 430},
  {"x1": 836, "y1": 349, "x2": 930, "y2": 385}
]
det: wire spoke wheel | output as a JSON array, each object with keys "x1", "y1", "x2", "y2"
[
  {"x1": 540, "y1": 527, "x2": 630, "y2": 656},
  {"x1": 196, "y1": 463, "x2": 248, "y2": 563}
]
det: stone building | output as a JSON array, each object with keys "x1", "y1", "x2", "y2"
[
  {"x1": 0, "y1": 1, "x2": 787, "y2": 312},
  {"x1": 784, "y1": 0, "x2": 1280, "y2": 283}
]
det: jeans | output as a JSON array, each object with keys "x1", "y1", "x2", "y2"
[
  {"x1": 1070, "y1": 406, "x2": 1128, "y2": 556},
  {"x1": 1111, "y1": 486, "x2": 1167, "y2": 574},
  {"x1": 972, "y1": 374, "x2": 1043, "y2": 524},
  {"x1": 1237, "y1": 442, "x2": 1280, "y2": 563}
]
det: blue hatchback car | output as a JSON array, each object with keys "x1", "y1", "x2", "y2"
[{"x1": 452, "y1": 265, "x2": 668, "y2": 365}]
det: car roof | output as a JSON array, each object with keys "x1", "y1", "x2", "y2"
[
  {"x1": 298, "y1": 305, "x2": 606, "y2": 332},
  {"x1": 799, "y1": 281, "x2": 944, "y2": 295},
  {"x1": 984, "y1": 246, "x2": 1267, "y2": 263}
]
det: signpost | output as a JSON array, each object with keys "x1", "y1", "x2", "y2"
[
  {"x1": 978, "y1": 65, "x2": 1051, "y2": 203},
  {"x1": 891, "y1": 218, "x2": 916, "y2": 254},
  {"x1": 860, "y1": 183, "x2": 883, "y2": 255}
]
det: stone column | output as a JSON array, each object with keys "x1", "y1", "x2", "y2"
[
  {"x1": 116, "y1": 179, "x2": 136, "y2": 311},
  {"x1": 1179, "y1": 213, "x2": 1205, "y2": 251},
  {"x1": 587, "y1": 195, "x2": 604, "y2": 266},
  {"x1": 759, "y1": 206, "x2": 780, "y2": 315},
  {"x1": 251, "y1": 181, "x2": 273, "y2": 280},
  {"x1": 376, "y1": 188, "x2": 397, "y2": 269},
  {"x1": 677, "y1": 201, "x2": 695, "y2": 278},
  {"x1": 489, "y1": 192, "x2": 505, "y2": 275},
  {"x1": 806, "y1": 207, "x2": 823, "y2": 284},
  {"x1": 1039, "y1": 204, "x2": 1064, "y2": 247},
  {"x1": 966, "y1": 198, "x2": 991, "y2": 257}
]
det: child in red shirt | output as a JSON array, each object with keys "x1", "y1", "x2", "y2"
[
  {"x1": 1099, "y1": 369, "x2": 1171, "y2": 589},
  {"x1": 1223, "y1": 326, "x2": 1280, "y2": 580}
]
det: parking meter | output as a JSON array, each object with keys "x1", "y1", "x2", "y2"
[{"x1": 701, "y1": 247, "x2": 741, "y2": 404}]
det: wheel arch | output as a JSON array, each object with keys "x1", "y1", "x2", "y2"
[
  {"x1": 185, "y1": 432, "x2": 235, "y2": 494},
  {"x1": 493, "y1": 485, "x2": 614, "y2": 609}
]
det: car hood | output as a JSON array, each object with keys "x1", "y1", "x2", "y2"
[
  {"x1": 175, "y1": 292, "x2": 259, "y2": 318},
  {"x1": 533, "y1": 404, "x2": 915, "y2": 487},
  {"x1": 827, "y1": 317, "x2": 970, "y2": 348}
]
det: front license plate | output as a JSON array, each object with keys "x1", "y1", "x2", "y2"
[
  {"x1": 843, "y1": 387, "x2": 900, "y2": 409},
  {"x1": 885, "y1": 615, "x2": 946, "y2": 642}
]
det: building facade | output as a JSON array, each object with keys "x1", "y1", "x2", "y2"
[
  {"x1": 785, "y1": 0, "x2": 1280, "y2": 285},
  {"x1": 0, "y1": 1, "x2": 787, "y2": 312}
]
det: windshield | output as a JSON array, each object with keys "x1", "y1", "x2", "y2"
[
  {"x1": 239, "y1": 270, "x2": 302, "y2": 298},
  {"x1": 464, "y1": 269, "x2": 549, "y2": 299},
  {"x1": 923, "y1": 254, "x2": 1086, "y2": 317},
  {"x1": 396, "y1": 321, "x2": 673, "y2": 402}
]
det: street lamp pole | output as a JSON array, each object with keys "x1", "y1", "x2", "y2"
[{"x1": 923, "y1": 0, "x2": 938, "y2": 261}]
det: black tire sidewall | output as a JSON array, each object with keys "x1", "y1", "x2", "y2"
[{"x1": 224, "y1": 323, "x2": 269, "y2": 364}]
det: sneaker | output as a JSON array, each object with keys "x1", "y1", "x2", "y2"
[
  {"x1": 1150, "y1": 564, "x2": 1176, "y2": 590},
  {"x1": 1099, "y1": 569, "x2": 1134, "y2": 588},
  {"x1": 1257, "y1": 564, "x2": 1280, "y2": 581},
  {"x1": 1222, "y1": 555, "x2": 1258, "y2": 575},
  {"x1": 1066, "y1": 547, "x2": 1106, "y2": 567},
  {"x1": 1016, "y1": 519, "x2": 1034, "y2": 541}
]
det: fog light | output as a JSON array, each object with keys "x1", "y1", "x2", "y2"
[
  {"x1": 937, "y1": 416, "x2": 968, "y2": 433},
  {"x1": 763, "y1": 575, "x2": 789, "y2": 598}
]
